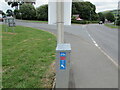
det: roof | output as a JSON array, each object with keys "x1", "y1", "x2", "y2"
[
  {"x1": 5, "y1": 0, "x2": 36, "y2": 2},
  {"x1": 73, "y1": 14, "x2": 79, "y2": 17}
]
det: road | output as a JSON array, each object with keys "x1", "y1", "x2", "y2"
[{"x1": 11, "y1": 21, "x2": 119, "y2": 88}]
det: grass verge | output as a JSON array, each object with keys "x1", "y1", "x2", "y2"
[
  {"x1": 21, "y1": 20, "x2": 48, "y2": 23},
  {"x1": 104, "y1": 24, "x2": 120, "y2": 29},
  {"x1": 2, "y1": 25, "x2": 56, "y2": 88},
  {"x1": 0, "y1": 25, "x2": 2, "y2": 89}
]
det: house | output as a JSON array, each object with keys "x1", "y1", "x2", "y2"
[{"x1": 73, "y1": 14, "x2": 83, "y2": 20}]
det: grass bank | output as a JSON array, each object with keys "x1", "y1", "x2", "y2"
[
  {"x1": 2, "y1": 25, "x2": 56, "y2": 88},
  {"x1": 104, "y1": 24, "x2": 120, "y2": 29},
  {"x1": 0, "y1": 25, "x2": 2, "y2": 89},
  {"x1": 21, "y1": 20, "x2": 48, "y2": 23}
]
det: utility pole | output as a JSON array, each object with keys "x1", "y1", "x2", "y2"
[
  {"x1": 57, "y1": 0, "x2": 64, "y2": 44},
  {"x1": 56, "y1": 0, "x2": 71, "y2": 88},
  {"x1": 90, "y1": 10, "x2": 91, "y2": 21},
  {"x1": 115, "y1": 1, "x2": 119, "y2": 26}
]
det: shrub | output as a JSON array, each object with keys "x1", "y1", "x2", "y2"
[
  {"x1": 71, "y1": 20, "x2": 99, "y2": 24},
  {"x1": 91, "y1": 21, "x2": 99, "y2": 23}
]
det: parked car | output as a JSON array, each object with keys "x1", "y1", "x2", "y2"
[
  {"x1": 0, "y1": 14, "x2": 3, "y2": 22},
  {"x1": 99, "y1": 21, "x2": 103, "y2": 24}
]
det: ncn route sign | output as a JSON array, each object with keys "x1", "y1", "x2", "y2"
[
  {"x1": 60, "y1": 52, "x2": 66, "y2": 70},
  {"x1": 56, "y1": 44, "x2": 71, "y2": 88}
]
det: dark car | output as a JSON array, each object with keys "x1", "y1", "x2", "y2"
[{"x1": 99, "y1": 21, "x2": 103, "y2": 24}]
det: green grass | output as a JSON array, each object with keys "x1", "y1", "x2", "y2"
[
  {"x1": 104, "y1": 24, "x2": 120, "y2": 29},
  {"x1": 2, "y1": 25, "x2": 56, "y2": 88},
  {"x1": 22, "y1": 20, "x2": 48, "y2": 23},
  {"x1": 0, "y1": 25, "x2": 2, "y2": 89}
]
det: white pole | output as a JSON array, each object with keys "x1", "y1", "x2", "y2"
[
  {"x1": 56, "y1": 0, "x2": 71, "y2": 88},
  {"x1": 57, "y1": 0, "x2": 64, "y2": 43}
]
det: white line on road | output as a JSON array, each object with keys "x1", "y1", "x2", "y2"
[{"x1": 86, "y1": 29, "x2": 118, "y2": 68}]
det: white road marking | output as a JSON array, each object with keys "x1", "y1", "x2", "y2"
[{"x1": 86, "y1": 29, "x2": 118, "y2": 68}]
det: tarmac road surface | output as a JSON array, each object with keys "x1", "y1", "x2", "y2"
[{"x1": 11, "y1": 21, "x2": 118, "y2": 88}]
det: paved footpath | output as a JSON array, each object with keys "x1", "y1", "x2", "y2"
[{"x1": 14, "y1": 21, "x2": 118, "y2": 88}]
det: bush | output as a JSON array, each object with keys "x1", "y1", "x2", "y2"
[
  {"x1": 71, "y1": 20, "x2": 87, "y2": 24},
  {"x1": 90, "y1": 21, "x2": 99, "y2": 23},
  {"x1": 71, "y1": 20, "x2": 99, "y2": 24}
]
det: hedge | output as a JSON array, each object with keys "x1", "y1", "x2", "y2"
[{"x1": 71, "y1": 20, "x2": 99, "y2": 24}]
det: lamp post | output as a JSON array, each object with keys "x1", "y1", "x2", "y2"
[
  {"x1": 90, "y1": 10, "x2": 91, "y2": 21},
  {"x1": 20, "y1": 13, "x2": 22, "y2": 20}
]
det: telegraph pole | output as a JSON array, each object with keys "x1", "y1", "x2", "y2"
[
  {"x1": 57, "y1": 0, "x2": 64, "y2": 43},
  {"x1": 56, "y1": 0, "x2": 71, "y2": 88}
]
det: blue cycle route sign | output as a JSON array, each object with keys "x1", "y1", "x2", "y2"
[
  {"x1": 60, "y1": 60, "x2": 66, "y2": 70},
  {"x1": 60, "y1": 52, "x2": 66, "y2": 57}
]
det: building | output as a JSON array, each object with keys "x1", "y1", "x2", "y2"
[
  {"x1": 73, "y1": 14, "x2": 83, "y2": 20},
  {"x1": 5, "y1": 0, "x2": 36, "y2": 5}
]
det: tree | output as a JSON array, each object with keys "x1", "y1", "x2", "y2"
[
  {"x1": 20, "y1": 4, "x2": 36, "y2": 20},
  {"x1": 7, "y1": 1, "x2": 24, "y2": 10},
  {"x1": 116, "y1": 16, "x2": 120, "y2": 26},
  {"x1": 8, "y1": 2, "x2": 19, "y2": 9},
  {"x1": 2, "y1": 12, "x2": 6, "y2": 16},
  {"x1": 104, "y1": 12, "x2": 115, "y2": 22},
  {"x1": 36, "y1": 4, "x2": 48, "y2": 21},
  {"x1": 92, "y1": 13, "x2": 99, "y2": 21},
  {"x1": 6, "y1": 9, "x2": 13, "y2": 16},
  {"x1": 0, "y1": 10, "x2": 6, "y2": 18},
  {"x1": 72, "y1": 2, "x2": 98, "y2": 21},
  {"x1": 98, "y1": 12, "x2": 105, "y2": 23},
  {"x1": 14, "y1": 9, "x2": 21, "y2": 19}
]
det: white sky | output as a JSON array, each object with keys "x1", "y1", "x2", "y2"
[{"x1": 0, "y1": 0, "x2": 119, "y2": 13}]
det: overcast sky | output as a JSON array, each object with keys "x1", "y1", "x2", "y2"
[{"x1": 0, "y1": 0, "x2": 119, "y2": 13}]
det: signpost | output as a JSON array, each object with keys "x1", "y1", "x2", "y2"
[
  {"x1": 3, "y1": 17, "x2": 16, "y2": 32},
  {"x1": 3, "y1": 18, "x2": 8, "y2": 32},
  {"x1": 56, "y1": 44, "x2": 71, "y2": 88},
  {"x1": 60, "y1": 52, "x2": 66, "y2": 70},
  {"x1": 56, "y1": 0, "x2": 71, "y2": 88}
]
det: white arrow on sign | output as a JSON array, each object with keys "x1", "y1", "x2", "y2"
[{"x1": 61, "y1": 65, "x2": 64, "y2": 68}]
